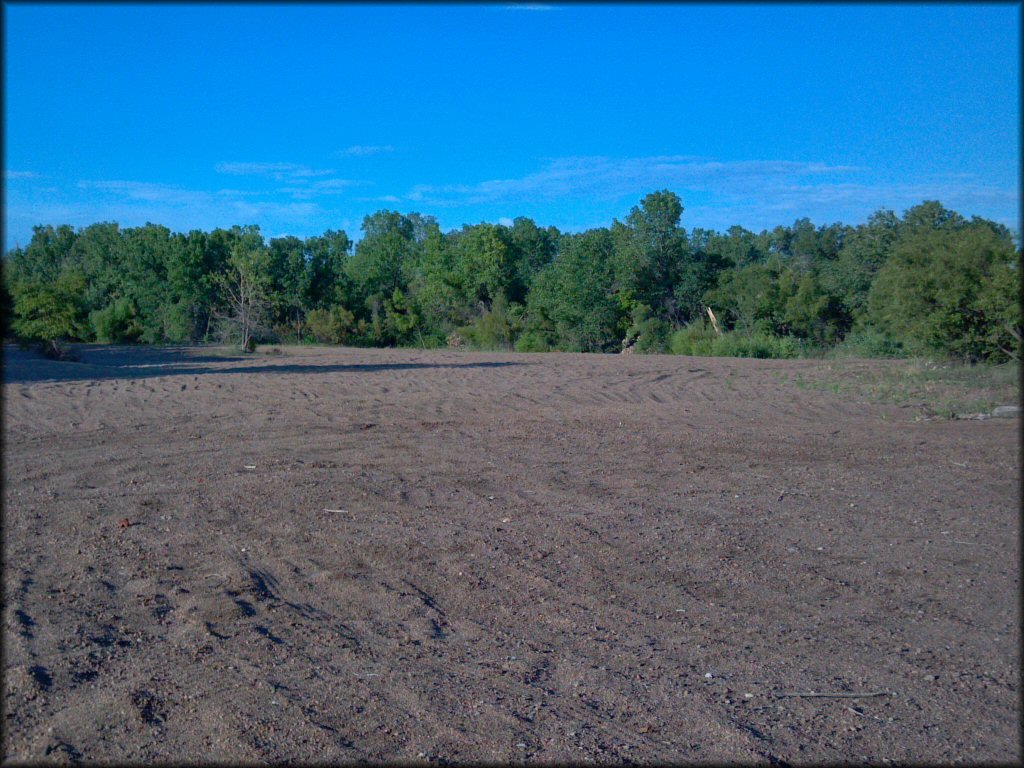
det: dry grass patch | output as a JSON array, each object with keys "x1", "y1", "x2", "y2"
[{"x1": 789, "y1": 358, "x2": 1020, "y2": 419}]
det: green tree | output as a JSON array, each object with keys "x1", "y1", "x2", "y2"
[
  {"x1": 673, "y1": 246, "x2": 730, "y2": 324},
  {"x1": 411, "y1": 223, "x2": 465, "y2": 335},
  {"x1": 70, "y1": 222, "x2": 124, "y2": 315},
  {"x1": 782, "y1": 272, "x2": 851, "y2": 344},
  {"x1": 11, "y1": 266, "x2": 91, "y2": 341},
  {"x1": 820, "y1": 209, "x2": 900, "y2": 323},
  {"x1": 504, "y1": 217, "x2": 558, "y2": 303},
  {"x1": 611, "y1": 190, "x2": 688, "y2": 320},
  {"x1": 267, "y1": 235, "x2": 311, "y2": 342},
  {"x1": 214, "y1": 240, "x2": 273, "y2": 350},
  {"x1": 347, "y1": 211, "x2": 416, "y2": 302},
  {"x1": 305, "y1": 230, "x2": 352, "y2": 310},
  {"x1": 705, "y1": 258, "x2": 793, "y2": 336},
  {"x1": 120, "y1": 223, "x2": 175, "y2": 342},
  {"x1": 451, "y1": 222, "x2": 514, "y2": 307},
  {"x1": 524, "y1": 228, "x2": 620, "y2": 352},
  {"x1": 867, "y1": 219, "x2": 1019, "y2": 361}
]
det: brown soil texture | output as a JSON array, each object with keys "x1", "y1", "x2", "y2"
[{"x1": 2, "y1": 344, "x2": 1019, "y2": 764}]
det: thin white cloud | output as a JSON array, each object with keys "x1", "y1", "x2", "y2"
[
  {"x1": 230, "y1": 200, "x2": 321, "y2": 219},
  {"x1": 504, "y1": 4, "x2": 556, "y2": 11},
  {"x1": 356, "y1": 194, "x2": 402, "y2": 204},
  {"x1": 77, "y1": 180, "x2": 212, "y2": 207},
  {"x1": 336, "y1": 145, "x2": 396, "y2": 158},
  {"x1": 215, "y1": 162, "x2": 335, "y2": 181},
  {"x1": 24, "y1": 178, "x2": 320, "y2": 228},
  {"x1": 5, "y1": 170, "x2": 43, "y2": 180},
  {"x1": 76, "y1": 178, "x2": 327, "y2": 220},
  {"x1": 401, "y1": 155, "x2": 1018, "y2": 234},
  {"x1": 738, "y1": 179, "x2": 1020, "y2": 223},
  {"x1": 5, "y1": 174, "x2": 367, "y2": 251},
  {"x1": 215, "y1": 188, "x2": 262, "y2": 197},
  {"x1": 404, "y1": 156, "x2": 864, "y2": 207},
  {"x1": 279, "y1": 178, "x2": 364, "y2": 200}
]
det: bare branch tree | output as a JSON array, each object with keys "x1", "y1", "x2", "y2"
[{"x1": 212, "y1": 245, "x2": 271, "y2": 351}]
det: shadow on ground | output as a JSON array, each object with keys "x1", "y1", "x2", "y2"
[{"x1": 2, "y1": 344, "x2": 524, "y2": 384}]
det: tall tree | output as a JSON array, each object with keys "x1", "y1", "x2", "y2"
[
  {"x1": 525, "y1": 228, "x2": 620, "y2": 352},
  {"x1": 611, "y1": 190, "x2": 688, "y2": 321},
  {"x1": 213, "y1": 241, "x2": 272, "y2": 350}
]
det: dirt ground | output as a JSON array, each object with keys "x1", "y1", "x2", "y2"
[{"x1": 2, "y1": 344, "x2": 1019, "y2": 764}]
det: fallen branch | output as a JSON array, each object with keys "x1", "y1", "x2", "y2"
[
  {"x1": 776, "y1": 691, "x2": 892, "y2": 699},
  {"x1": 706, "y1": 306, "x2": 722, "y2": 336},
  {"x1": 777, "y1": 489, "x2": 810, "y2": 501}
]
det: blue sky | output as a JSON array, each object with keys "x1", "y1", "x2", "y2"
[{"x1": 3, "y1": 3, "x2": 1020, "y2": 251}]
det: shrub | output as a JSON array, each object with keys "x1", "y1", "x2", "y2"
[
  {"x1": 306, "y1": 306, "x2": 356, "y2": 344},
  {"x1": 633, "y1": 317, "x2": 672, "y2": 353},
  {"x1": 669, "y1": 323, "x2": 718, "y2": 356},
  {"x1": 456, "y1": 295, "x2": 519, "y2": 350},
  {"x1": 830, "y1": 328, "x2": 909, "y2": 358},
  {"x1": 514, "y1": 330, "x2": 551, "y2": 352},
  {"x1": 669, "y1": 325, "x2": 803, "y2": 359},
  {"x1": 712, "y1": 331, "x2": 802, "y2": 359},
  {"x1": 90, "y1": 298, "x2": 143, "y2": 343},
  {"x1": 625, "y1": 305, "x2": 671, "y2": 354}
]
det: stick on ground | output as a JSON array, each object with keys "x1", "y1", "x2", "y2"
[{"x1": 776, "y1": 691, "x2": 893, "y2": 699}]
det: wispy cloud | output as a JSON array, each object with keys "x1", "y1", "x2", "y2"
[
  {"x1": 77, "y1": 180, "x2": 213, "y2": 206},
  {"x1": 404, "y1": 156, "x2": 862, "y2": 207},
  {"x1": 6, "y1": 170, "x2": 43, "y2": 180},
  {"x1": 279, "y1": 178, "x2": 364, "y2": 200},
  {"x1": 215, "y1": 162, "x2": 335, "y2": 181},
  {"x1": 335, "y1": 144, "x2": 396, "y2": 158},
  {"x1": 6, "y1": 178, "x2": 328, "y2": 237},
  {"x1": 732, "y1": 178, "x2": 1020, "y2": 224},
  {"x1": 356, "y1": 194, "x2": 402, "y2": 204},
  {"x1": 398, "y1": 155, "x2": 1018, "y2": 233},
  {"x1": 230, "y1": 200, "x2": 321, "y2": 220},
  {"x1": 504, "y1": 4, "x2": 556, "y2": 11}
]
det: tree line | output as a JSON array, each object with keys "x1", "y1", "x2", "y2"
[{"x1": 2, "y1": 191, "x2": 1019, "y2": 362}]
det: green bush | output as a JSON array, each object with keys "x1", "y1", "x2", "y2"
[
  {"x1": 632, "y1": 317, "x2": 671, "y2": 353},
  {"x1": 714, "y1": 331, "x2": 802, "y2": 359},
  {"x1": 306, "y1": 306, "x2": 356, "y2": 344},
  {"x1": 669, "y1": 325, "x2": 803, "y2": 359},
  {"x1": 625, "y1": 305, "x2": 671, "y2": 354},
  {"x1": 830, "y1": 328, "x2": 909, "y2": 358},
  {"x1": 11, "y1": 270, "x2": 91, "y2": 342},
  {"x1": 90, "y1": 298, "x2": 143, "y2": 343},
  {"x1": 514, "y1": 330, "x2": 551, "y2": 352},
  {"x1": 866, "y1": 221, "x2": 1019, "y2": 362},
  {"x1": 457, "y1": 295, "x2": 520, "y2": 350},
  {"x1": 669, "y1": 323, "x2": 718, "y2": 355}
]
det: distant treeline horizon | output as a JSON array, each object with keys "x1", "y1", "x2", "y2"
[{"x1": 2, "y1": 191, "x2": 1020, "y2": 363}]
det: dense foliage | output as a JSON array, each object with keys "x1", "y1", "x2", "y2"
[{"x1": 2, "y1": 193, "x2": 1019, "y2": 362}]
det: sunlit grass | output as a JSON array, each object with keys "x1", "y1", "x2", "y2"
[{"x1": 790, "y1": 358, "x2": 1020, "y2": 419}]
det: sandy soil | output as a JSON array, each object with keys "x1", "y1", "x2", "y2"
[{"x1": 2, "y1": 343, "x2": 1019, "y2": 764}]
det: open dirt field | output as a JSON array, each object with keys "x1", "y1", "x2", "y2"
[{"x1": 2, "y1": 344, "x2": 1019, "y2": 764}]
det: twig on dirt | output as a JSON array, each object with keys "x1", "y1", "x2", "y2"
[
  {"x1": 847, "y1": 706, "x2": 885, "y2": 721},
  {"x1": 949, "y1": 540, "x2": 997, "y2": 549},
  {"x1": 777, "y1": 489, "x2": 810, "y2": 501},
  {"x1": 776, "y1": 691, "x2": 893, "y2": 699},
  {"x1": 323, "y1": 508, "x2": 347, "y2": 513}
]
